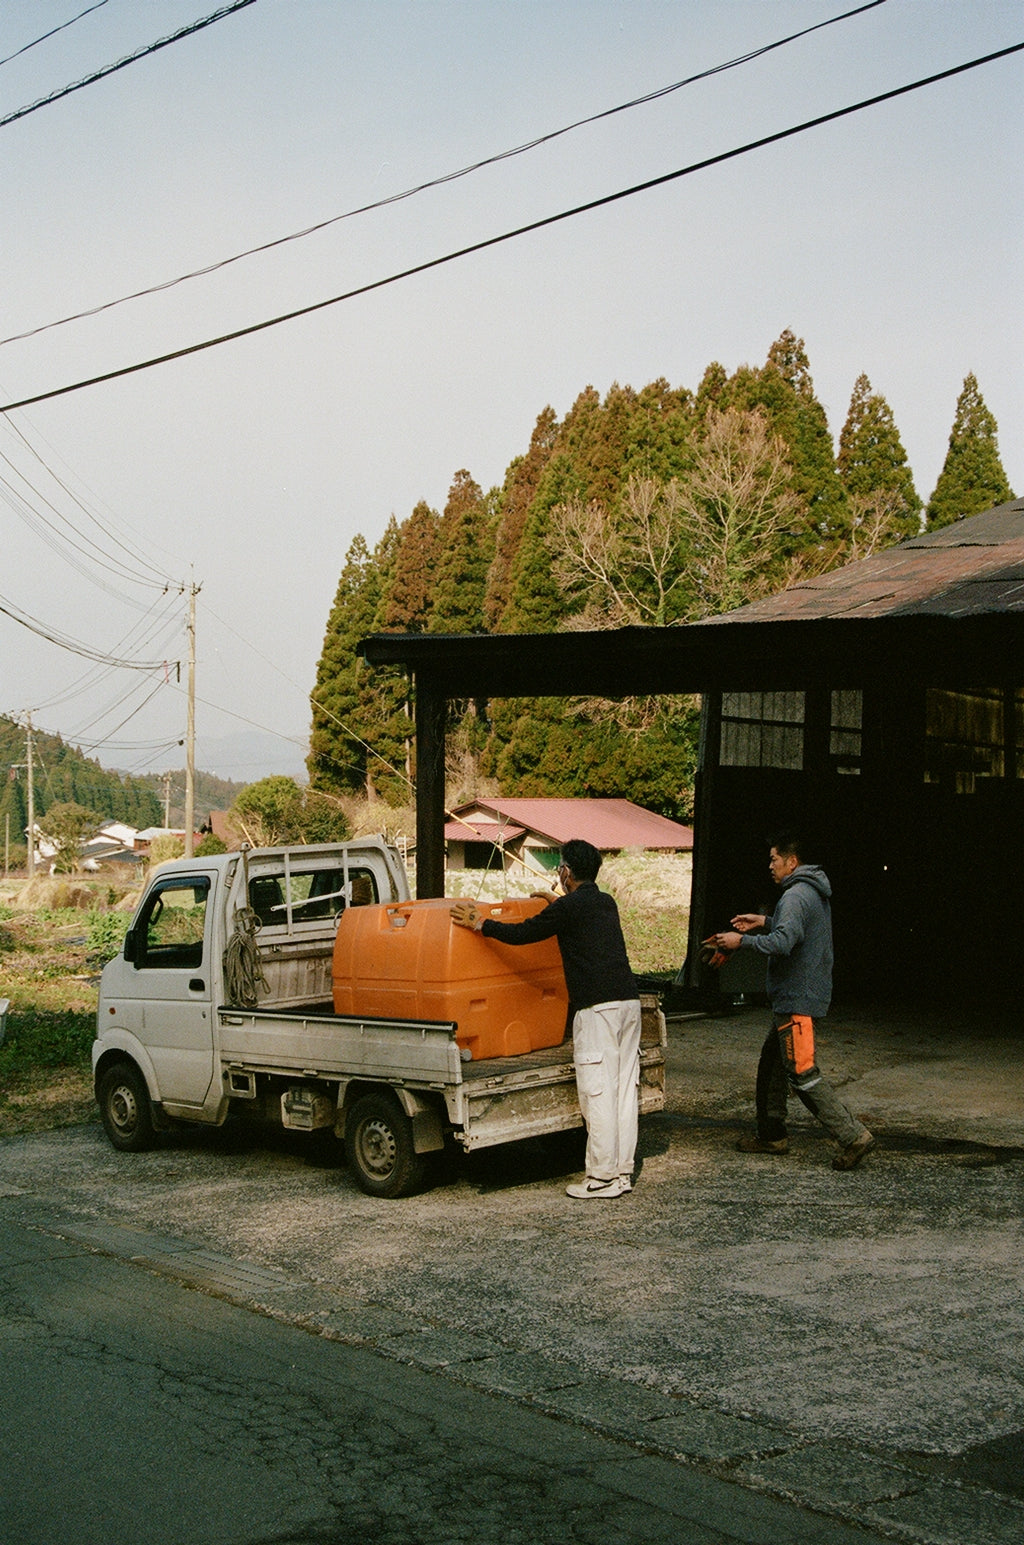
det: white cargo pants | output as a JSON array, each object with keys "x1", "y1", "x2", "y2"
[{"x1": 572, "y1": 998, "x2": 643, "y2": 1182}]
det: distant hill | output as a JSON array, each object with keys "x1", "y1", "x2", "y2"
[
  {"x1": 137, "y1": 768, "x2": 248, "y2": 829},
  {"x1": 0, "y1": 714, "x2": 162, "y2": 837},
  {"x1": 0, "y1": 715, "x2": 306, "y2": 850}
]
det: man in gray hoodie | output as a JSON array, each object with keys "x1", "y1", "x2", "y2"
[{"x1": 710, "y1": 832, "x2": 875, "y2": 1171}]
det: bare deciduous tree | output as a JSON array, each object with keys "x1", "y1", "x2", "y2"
[
  {"x1": 547, "y1": 477, "x2": 690, "y2": 627},
  {"x1": 842, "y1": 490, "x2": 917, "y2": 561},
  {"x1": 547, "y1": 409, "x2": 803, "y2": 628},
  {"x1": 674, "y1": 408, "x2": 802, "y2": 617},
  {"x1": 544, "y1": 409, "x2": 803, "y2": 736}
]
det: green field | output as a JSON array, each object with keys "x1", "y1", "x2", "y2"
[{"x1": 0, "y1": 880, "x2": 133, "y2": 1136}]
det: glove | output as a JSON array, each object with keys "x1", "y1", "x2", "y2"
[
  {"x1": 699, "y1": 936, "x2": 733, "y2": 970},
  {"x1": 450, "y1": 901, "x2": 481, "y2": 931}
]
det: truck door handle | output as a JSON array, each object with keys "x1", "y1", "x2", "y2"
[{"x1": 189, "y1": 978, "x2": 206, "y2": 992}]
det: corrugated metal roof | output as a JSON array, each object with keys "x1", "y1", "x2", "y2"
[
  {"x1": 704, "y1": 498, "x2": 1024, "y2": 625},
  {"x1": 449, "y1": 798, "x2": 693, "y2": 851},
  {"x1": 442, "y1": 818, "x2": 525, "y2": 843}
]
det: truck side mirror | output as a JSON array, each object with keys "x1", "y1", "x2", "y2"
[{"x1": 122, "y1": 928, "x2": 138, "y2": 964}]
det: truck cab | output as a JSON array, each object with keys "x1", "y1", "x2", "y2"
[{"x1": 95, "y1": 839, "x2": 410, "y2": 1142}]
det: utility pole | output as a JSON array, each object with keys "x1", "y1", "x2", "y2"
[
  {"x1": 26, "y1": 713, "x2": 35, "y2": 879},
  {"x1": 184, "y1": 580, "x2": 197, "y2": 858},
  {"x1": 163, "y1": 773, "x2": 171, "y2": 827}
]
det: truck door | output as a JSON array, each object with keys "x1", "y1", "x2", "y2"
[{"x1": 127, "y1": 873, "x2": 215, "y2": 1105}]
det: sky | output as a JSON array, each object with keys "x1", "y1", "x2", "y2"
[{"x1": 1, "y1": 0, "x2": 1021, "y2": 788}]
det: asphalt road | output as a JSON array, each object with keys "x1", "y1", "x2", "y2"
[{"x1": 1, "y1": 1209, "x2": 891, "y2": 1545}]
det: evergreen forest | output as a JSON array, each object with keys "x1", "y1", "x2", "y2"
[
  {"x1": 0, "y1": 715, "x2": 162, "y2": 856},
  {"x1": 304, "y1": 334, "x2": 1011, "y2": 820}
]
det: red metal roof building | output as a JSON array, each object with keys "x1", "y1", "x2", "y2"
[{"x1": 444, "y1": 798, "x2": 693, "y2": 875}]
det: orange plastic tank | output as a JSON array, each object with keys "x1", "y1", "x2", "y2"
[{"x1": 331, "y1": 897, "x2": 568, "y2": 1059}]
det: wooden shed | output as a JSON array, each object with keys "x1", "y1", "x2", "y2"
[{"x1": 359, "y1": 497, "x2": 1024, "y2": 1005}]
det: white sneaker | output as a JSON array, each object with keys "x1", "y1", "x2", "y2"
[
  {"x1": 618, "y1": 1175, "x2": 633, "y2": 1192},
  {"x1": 566, "y1": 1176, "x2": 626, "y2": 1199}
]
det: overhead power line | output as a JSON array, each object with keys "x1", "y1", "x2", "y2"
[
  {"x1": 0, "y1": 0, "x2": 258, "y2": 129},
  {"x1": 0, "y1": 464, "x2": 170, "y2": 600},
  {"x1": 0, "y1": 0, "x2": 888, "y2": 348},
  {"x1": 2, "y1": 412, "x2": 176, "y2": 586},
  {"x1": 2, "y1": 38, "x2": 1020, "y2": 417},
  {"x1": 0, "y1": 0, "x2": 110, "y2": 70},
  {"x1": 73, "y1": 677, "x2": 169, "y2": 753},
  {"x1": 0, "y1": 591, "x2": 172, "y2": 669},
  {"x1": 1, "y1": 409, "x2": 186, "y2": 574},
  {"x1": 26, "y1": 590, "x2": 184, "y2": 717}
]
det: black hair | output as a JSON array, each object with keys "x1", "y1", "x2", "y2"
[
  {"x1": 560, "y1": 838, "x2": 602, "y2": 883},
  {"x1": 769, "y1": 830, "x2": 806, "y2": 862}
]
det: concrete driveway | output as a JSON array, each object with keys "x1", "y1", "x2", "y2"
[{"x1": 1, "y1": 1002, "x2": 1022, "y2": 1544}]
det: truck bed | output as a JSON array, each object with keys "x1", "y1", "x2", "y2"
[
  {"x1": 215, "y1": 996, "x2": 666, "y2": 1153},
  {"x1": 216, "y1": 1003, "x2": 463, "y2": 1086},
  {"x1": 458, "y1": 1003, "x2": 666, "y2": 1149}
]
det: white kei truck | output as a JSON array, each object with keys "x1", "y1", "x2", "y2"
[{"x1": 92, "y1": 840, "x2": 667, "y2": 1197}]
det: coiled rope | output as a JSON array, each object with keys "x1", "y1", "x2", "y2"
[{"x1": 223, "y1": 846, "x2": 269, "y2": 1009}]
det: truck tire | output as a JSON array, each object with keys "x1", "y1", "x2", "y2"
[
  {"x1": 98, "y1": 1061, "x2": 156, "y2": 1153},
  {"x1": 344, "y1": 1091, "x2": 427, "y2": 1198}
]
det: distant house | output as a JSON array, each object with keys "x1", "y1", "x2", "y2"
[
  {"x1": 133, "y1": 826, "x2": 201, "y2": 858},
  {"x1": 81, "y1": 821, "x2": 142, "y2": 870},
  {"x1": 444, "y1": 798, "x2": 694, "y2": 878},
  {"x1": 208, "y1": 809, "x2": 244, "y2": 850}
]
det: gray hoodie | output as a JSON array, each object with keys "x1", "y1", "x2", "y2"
[{"x1": 738, "y1": 864, "x2": 833, "y2": 1018}]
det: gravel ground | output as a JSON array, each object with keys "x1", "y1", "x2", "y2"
[{"x1": 3, "y1": 1000, "x2": 1021, "y2": 1474}]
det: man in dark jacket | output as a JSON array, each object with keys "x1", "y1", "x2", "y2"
[
  {"x1": 710, "y1": 832, "x2": 875, "y2": 1171},
  {"x1": 451, "y1": 838, "x2": 641, "y2": 1199}
]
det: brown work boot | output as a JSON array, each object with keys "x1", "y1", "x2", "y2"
[
  {"x1": 832, "y1": 1132, "x2": 876, "y2": 1171},
  {"x1": 736, "y1": 1136, "x2": 789, "y2": 1155}
]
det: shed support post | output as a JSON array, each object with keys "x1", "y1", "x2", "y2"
[
  {"x1": 415, "y1": 682, "x2": 447, "y2": 898},
  {"x1": 685, "y1": 689, "x2": 721, "y2": 987}
]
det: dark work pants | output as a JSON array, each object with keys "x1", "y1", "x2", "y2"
[{"x1": 755, "y1": 1014, "x2": 866, "y2": 1148}]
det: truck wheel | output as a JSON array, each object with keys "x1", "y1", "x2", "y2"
[
  {"x1": 98, "y1": 1061, "x2": 156, "y2": 1153},
  {"x1": 344, "y1": 1091, "x2": 427, "y2": 1199}
]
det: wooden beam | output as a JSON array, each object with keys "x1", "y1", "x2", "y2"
[{"x1": 414, "y1": 683, "x2": 446, "y2": 897}]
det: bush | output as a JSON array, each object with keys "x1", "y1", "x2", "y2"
[
  {"x1": 86, "y1": 909, "x2": 132, "y2": 962},
  {"x1": 14, "y1": 878, "x2": 97, "y2": 911},
  {"x1": 0, "y1": 1007, "x2": 94, "y2": 1072},
  {"x1": 149, "y1": 834, "x2": 185, "y2": 866}
]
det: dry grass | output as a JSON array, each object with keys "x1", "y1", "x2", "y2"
[
  {"x1": 0, "y1": 1068, "x2": 95, "y2": 1136},
  {"x1": 0, "y1": 892, "x2": 102, "y2": 1137},
  {"x1": 444, "y1": 851, "x2": 691, "y2": 975}
]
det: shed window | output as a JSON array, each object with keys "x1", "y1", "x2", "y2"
[
  {"x1": 830, "y1": 690, "x2": 862, "y2": 775},
  {"x1": 924, "y1": 688, "x2": 1018, "y2": 792},
  {"x1": 721, "y1": 691, "x2": 804, "y2": 770}
]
